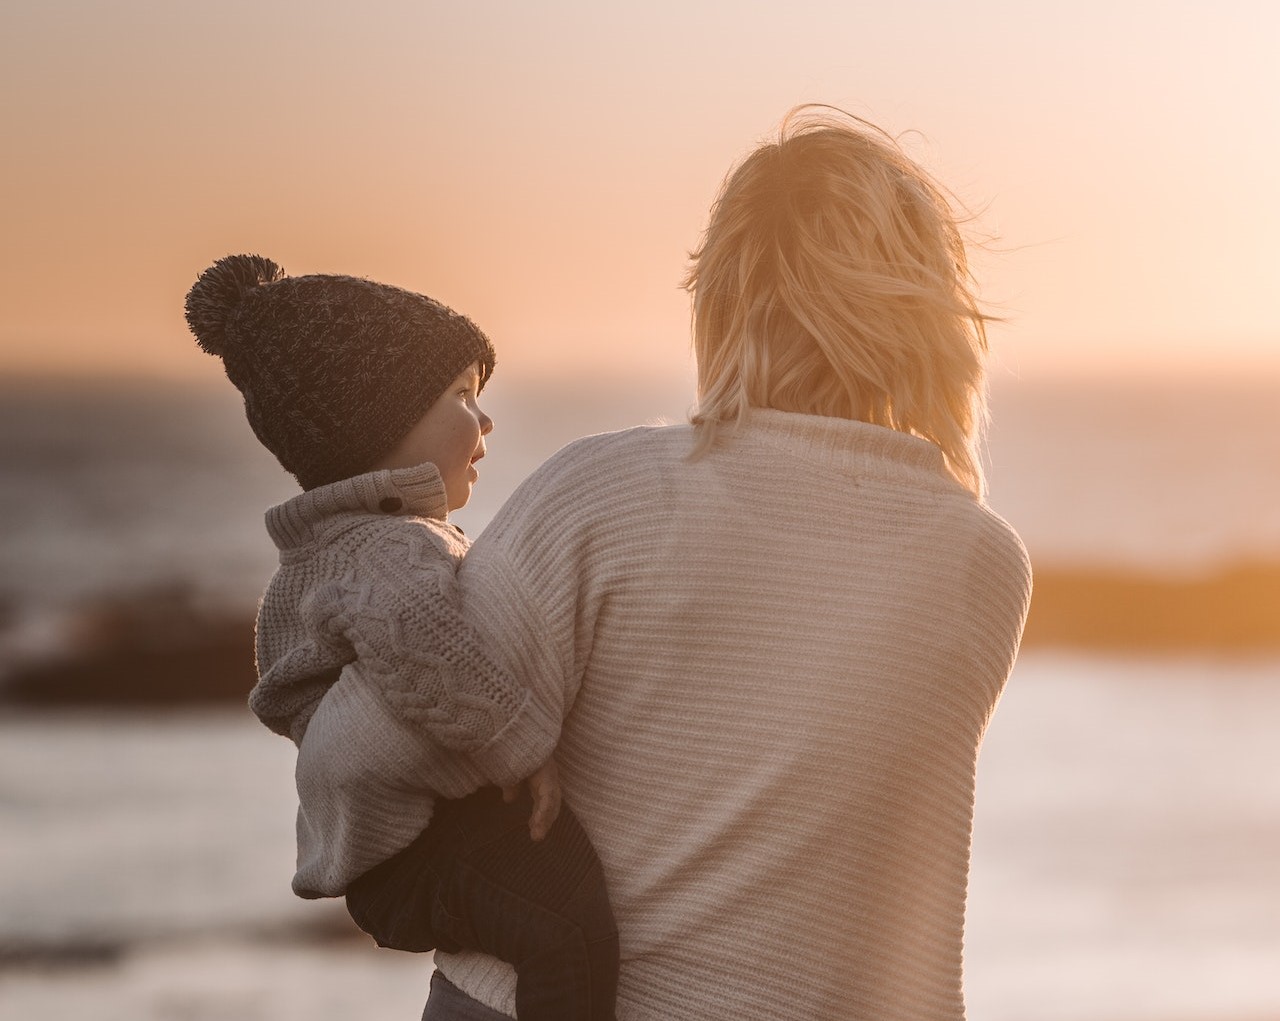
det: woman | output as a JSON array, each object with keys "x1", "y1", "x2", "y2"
[{"x1": 331, "y1": 106, "x2": 1030, "y2": 1019}]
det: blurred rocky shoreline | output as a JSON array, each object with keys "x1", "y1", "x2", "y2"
[
  {"x1": 0, "y1": 584, "x2": 256, "y2": 707},
  {"x1": 1, "y1": 562, "x2": 1277, "y2": 708},
  {"x1": 1022, "y1": 560, "x2": 1280, "y2": 653}
]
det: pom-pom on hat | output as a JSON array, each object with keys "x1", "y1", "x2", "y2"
[{"x1": 184, "y1": 255, "x2": 495, "y2": 490}]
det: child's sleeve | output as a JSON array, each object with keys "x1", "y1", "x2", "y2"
[
  {"x1": 335, "y1": 521, "x2": 560, "y2": 788},
  {"x1": 251, "y1": 577, "x2": 354, "y2": 746}
]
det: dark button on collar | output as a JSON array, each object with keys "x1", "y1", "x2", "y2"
[{"x1": 379, "y1": 497, "x2": 403, "y2": 513}]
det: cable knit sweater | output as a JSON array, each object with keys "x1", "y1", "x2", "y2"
[
  {"x1": 299, "y1": 410, "x2": 1032, "y2": 1019},
  {"x1": 251, "y1": 462, "x2": 559, "y2": 897}
]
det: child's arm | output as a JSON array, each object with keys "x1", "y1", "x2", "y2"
[
  {"x1": 252, "y1": 578, "x2": 355, "y2": 746},
  {"x1": 334, "y1": 519, "x2": 561, "y2": 790}
]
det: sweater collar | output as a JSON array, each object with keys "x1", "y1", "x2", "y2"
[
  {"x1": 739, "y1": 408, "x2": 954, "y2": 488},
  {"x1": 265, "y1": 461, "x2": 450, "y2": 550}
]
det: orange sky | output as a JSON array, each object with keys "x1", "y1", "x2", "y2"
[{"x1": 1, "y1": 1, "x2": 1277, "y2": 384}]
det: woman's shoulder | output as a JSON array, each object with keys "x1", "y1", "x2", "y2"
[
  {"x1": 975, "y1": 497, "x2": 1031, "y2": 559},
  {"x1": 548, "y1": 421, "x2": 692, "y2": 468},
  {"x1": 964, "y1": 499, "x2": 1034, "y2": 608},
  {"x1": 517, "y1": 422, "x2": 691, "y2": 498},
  {"x1": 478, "y1": 423, "x2": 691, "y2": 547}
]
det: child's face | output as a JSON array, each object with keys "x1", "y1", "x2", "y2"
[{"x1": 375, "y1": 362, "x2": 493, "y2": 511}]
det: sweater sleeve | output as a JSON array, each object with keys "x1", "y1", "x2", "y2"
[
  {"x1": 334, "y1": 519, "x2": 561, "y2": 787},
  {"x1": 251, "y1": 576, "x2": 354, "y2": 746},
  {"x1": 452, "y1": 438, "x2": 622, "y2": 744}
]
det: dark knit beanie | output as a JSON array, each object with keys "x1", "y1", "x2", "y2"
[{"x1": 184, "y1": 254, "x2": 495, "y2": 490}]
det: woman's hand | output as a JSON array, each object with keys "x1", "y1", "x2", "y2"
[{"x1": 502, "y1": 757, "x2": 561, "y2": 841}]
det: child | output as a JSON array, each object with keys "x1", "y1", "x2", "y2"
[{"x1": 184, "y1": 254, "x2": 619, "y2": 1021}]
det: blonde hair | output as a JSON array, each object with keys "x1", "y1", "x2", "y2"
[{"x1": 684, "y1": 105, "x2": 992, "y2": 496}]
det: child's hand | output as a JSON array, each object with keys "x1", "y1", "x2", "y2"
[{"x1": 502, "y1": 757, "x2": 561, "y2": 841}]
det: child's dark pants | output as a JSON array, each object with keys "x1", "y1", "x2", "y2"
[{"x1": 344, "y1": 786, "x2": 619, "y2": 1021}]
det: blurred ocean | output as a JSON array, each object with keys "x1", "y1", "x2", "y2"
[
  {"x1": 2, "y1": 373, "x2": 1279, "y2": 1020},
  {"x1": 3, "y1": 655, "x2": 1278, "y2": 1021},
  {"x1": 3, "y1": 373, "x2": 1280, "y2": 614}
]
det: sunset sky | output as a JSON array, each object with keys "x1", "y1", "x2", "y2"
[{"x1": 1, "y1": 1, "x2": 1276, "y2": 384}]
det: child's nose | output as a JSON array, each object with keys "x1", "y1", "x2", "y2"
[{"x1": 478, "y1": 408, "x2": 494, "y2": 435}]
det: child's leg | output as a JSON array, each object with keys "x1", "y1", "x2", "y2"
[
  {"x1": 432, "y1": 787, "x2": 619, "y2": 1021},
  {"x1": 344, "y1": 816, "x2": 452, "y2": 954},
  {"x1": 343, "y1": 786, "x2": 619, "y2": 1021}
]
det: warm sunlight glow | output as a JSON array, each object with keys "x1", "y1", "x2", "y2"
[{"x1": 1, "y1": 3, "x2": 1277, "y2": 383}]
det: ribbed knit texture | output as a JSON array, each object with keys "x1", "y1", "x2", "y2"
[
  {"x1": 419, "y1": 410, "x2": 1033, "y2": 1020},
  {"x1": 249, "y1": 461, "x2": 560, "y2": 897}
]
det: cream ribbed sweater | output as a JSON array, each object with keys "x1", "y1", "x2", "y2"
[
  {"x1": 435, "y1": 410, "x2": 1032, "y2": 1020},
  {"x1": 251, "y1": 463, "x2": 559, "y2": 897}
]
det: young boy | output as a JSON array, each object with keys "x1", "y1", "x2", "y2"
[{"x1": 184, "y1": 254, "x2": 618, "y2": 1021}]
